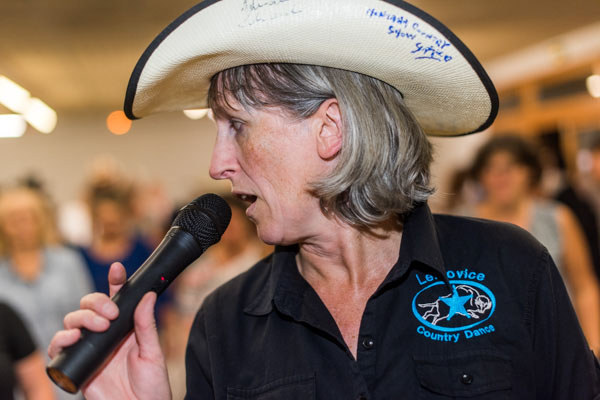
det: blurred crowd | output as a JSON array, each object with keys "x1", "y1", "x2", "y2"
[
  {"x1": 0, "y1": 156, "x2": 271, "y2": 399},
  {"x1": 1, "y1": 130, "x2": 600, "y2": 399}
]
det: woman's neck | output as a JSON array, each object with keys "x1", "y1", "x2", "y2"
[
  {"x1": 91, "y1": 234, "x2": 132, "y2": 262},
  {"x1": 297, "y1": 217, "x2": 403, "y2": 292},
  {"x1": 10, "y1": 248, "x2": 43, "y2": 282},
  {"x1": 478, "y1": 196, "x2": 533, "y2": 230},
  {"x1": 295, "y1": 217, "x2": 403, "y2": 359}
]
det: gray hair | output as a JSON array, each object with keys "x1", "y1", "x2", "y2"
[{"x1": 208, "y1": 64, "x2": 434, "y2": 227}]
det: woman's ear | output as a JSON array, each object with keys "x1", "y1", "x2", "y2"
[{"x1": 315, "y1": 98, "x2": 343, "y2": 160}]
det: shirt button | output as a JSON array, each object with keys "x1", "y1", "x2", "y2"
[
  {"x1": 361, "y1": 337, "x2": 375, "y2": 350},
  {"x1": 460, "y1": 373, "x2": 474, "y2": 385}
]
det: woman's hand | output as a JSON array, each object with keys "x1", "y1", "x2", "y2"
[{"x1": 48, "y1": 262, "x2": 172, "y2": 400}]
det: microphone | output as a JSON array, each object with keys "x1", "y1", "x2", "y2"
[{"x1": 46, "y1": 193, "x2": 231, "y2": 393}]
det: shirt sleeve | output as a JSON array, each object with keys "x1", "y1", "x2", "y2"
[
  {"x1": 184, "y1": 308, "x2": 215, "y2": 399},
  {"x1": 529, "y1": 249, "x2": 600, "y2": 398},
  {"x1": 2, "y1": 303, "x2": 36, "y2": 362}
]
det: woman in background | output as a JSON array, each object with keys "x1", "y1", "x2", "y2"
[
  {"x1": 78, "y1": 182, "x2": 152, "y2": 295},
  {"x1": 0, "y1": 301, "x2": 54, "y2": 400},
  {"x1": 78, "y1": 180, "x2": 172, "y2": 328},
  {"x1": 0, "y1": 186, "x2": 92, "y2": 399},
  {"x1": 469, "y1": 135, "x2": 600, "y2": 351}
]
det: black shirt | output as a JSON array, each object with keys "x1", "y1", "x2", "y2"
[
  {"x1": 0, "y1": 302, "x2": 36, "y2": 400},
  {"x1": 185, "y1": 203, "x2": 600, "y2": 399}
]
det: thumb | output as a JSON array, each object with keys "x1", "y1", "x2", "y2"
[
  {"x1": 108, "y1": 262, "x2": 128, "y2": 298},
  {"x1": 133, "y1": 291, "x2": 163, "y2": 361}
]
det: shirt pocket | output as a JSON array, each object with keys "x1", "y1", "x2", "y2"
[
  {"x1": 226, "y1": 374, "x2": 315, "y2": 400},
  {"x1": 413, "y1": 350, "x2": 512, "y2": 399}
]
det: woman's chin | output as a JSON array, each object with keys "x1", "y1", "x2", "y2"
[
  {"x1": 257, "y1": 231, "x2": 281, "y2": 246},
  {"x1": 256, "y1": 226, "x2": 293, "y2": 247}
]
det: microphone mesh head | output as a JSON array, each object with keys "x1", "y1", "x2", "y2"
[{"x1": 173, "y1": 194, "x2": 231, "y2": 250}]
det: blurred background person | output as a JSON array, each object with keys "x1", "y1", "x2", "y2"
[
  {"x1": 579, "y1": 133, "x2": 600, "y2": 252},
  {"x1": 78, "y1": 180, "x2": 151, "y2": 294},
  {"x1": 0, "y1": 186, "x2": 92, "y2": 400},
  {"x1": 77, "y1": 171, "x2": 173, "y2": 329},
  {"x1": 442, "y1": 167, "x2": 483, "y2": 215},
  {"x1": 164, "y1": 194, "x2": 270, "y2": 400},
  {"x1": 131, "y1": 179, "x2": 174, "y2": 248},
  {"x1": 0, "y1": 301, "x2": 54, "y2": 400},
  {"x1": 466, "y1": 135, "x2": 600, "y2": 351},
  {"x1": 57, "y1": 155, "x2": 134, "y2": 249},
  {"x1": 537, "y1": 130, "x2": 600, "y2": 283}
]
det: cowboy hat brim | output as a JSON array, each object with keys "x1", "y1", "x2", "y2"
[{"x1": 124, "y1": 0, "x2": 498, "y2": 136}]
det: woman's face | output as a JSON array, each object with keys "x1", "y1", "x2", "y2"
[
  {"x1": 208, "y1": 101, "x2": 327, "y2": 245},
  {"x1": 479, "y1": 151, "x2": 533, "y2": 207},
  {"x1": 92, "y1": 200, "x2": 130, "y2": 240},
  {"x1": 0, "y1": 192, "x2": 43, "y2": 250}
]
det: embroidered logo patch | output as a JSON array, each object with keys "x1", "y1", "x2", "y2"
[{"x1": 412, "y1": 270, "x2": 496, "y2": 343}]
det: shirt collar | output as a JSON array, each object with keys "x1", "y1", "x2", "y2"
[
  {"x1": 386, "y1": 202, "x2": 447, "y2": 282},
  {"x1": 243, "y1": 202, "x2": 447, "y2": 316},
  {"x1": 243, "y1": 245, "x2": 297, "y2": 316}
]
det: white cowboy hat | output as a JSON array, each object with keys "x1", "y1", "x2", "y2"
[{"x1": 124, "y1": 0, "x2": 498, "y2": 136}]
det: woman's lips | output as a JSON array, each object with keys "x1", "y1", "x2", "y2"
[{"x1": 237, "y1": 194, "x2": 257, "y2": 203}]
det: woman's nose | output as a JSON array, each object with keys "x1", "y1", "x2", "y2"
[{"x1": 209, "y1": 135, "x2": 238, "y2": 180}]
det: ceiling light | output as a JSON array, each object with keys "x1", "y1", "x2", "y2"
[
  {"x1": 0, "y1": 76, "x2": 31, "y2": 114},
  {"x1": 587, "y1": 74, "x2": 600, "y2": 98},
  {"x1": 183, "y1": 109, "x2": 209, "y2": 120},
  {"x1": 0, "y1": 114, "x2": 27, "y2": 138},
  {"x1": 23, "y1": 98, "x2": 57, "y2": 134}
]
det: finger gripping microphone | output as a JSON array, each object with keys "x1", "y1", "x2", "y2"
[{"x1": 47, "y1": 194, "x2": 231, "y2": 393}]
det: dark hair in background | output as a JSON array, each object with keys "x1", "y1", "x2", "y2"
[
  {"x1": 471, "y1": 135, "x2": 542, "y2": 187},
  {"x1": 538, "y1": 129, "x2": 566, "y2": 170},
  {"x1": 87, "y1": 183, "x2": 133, "y2": 212}
]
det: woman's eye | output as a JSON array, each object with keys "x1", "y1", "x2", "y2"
[{"x1": 230, "y1": 120, "x2": 244, "y2": 134}]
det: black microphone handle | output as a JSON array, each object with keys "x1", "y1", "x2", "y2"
[{"x1": 47, "y1": 226, "x2": 202, "y2": 394}]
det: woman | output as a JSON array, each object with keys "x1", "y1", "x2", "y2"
[
  {"x1": 49, "y1": 1, "x2": 600, "y2": 399},
  {"x1": 79, "y1": 182, "x2": 153, "y2": 296},
  {"x1": 79, "y1": 181, "x2": 175, "y2": 328},
  {"x1": 468, "y1": 135, "x2": 600, "y2": 350},
  {"x1": 0, "y1": 301, "x2": 54, "y2": 400},
  {"x1": 0, "y1": 186, "x2": 92, "y2": 400}
]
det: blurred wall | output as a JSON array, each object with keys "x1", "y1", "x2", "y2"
[{"x1": 0, "y1": 112, "x2": 229, "y2": 205}]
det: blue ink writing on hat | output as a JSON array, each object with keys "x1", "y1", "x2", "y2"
[{"x1": 367, "y1": 7, "x2": 453, "y2": 62}]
